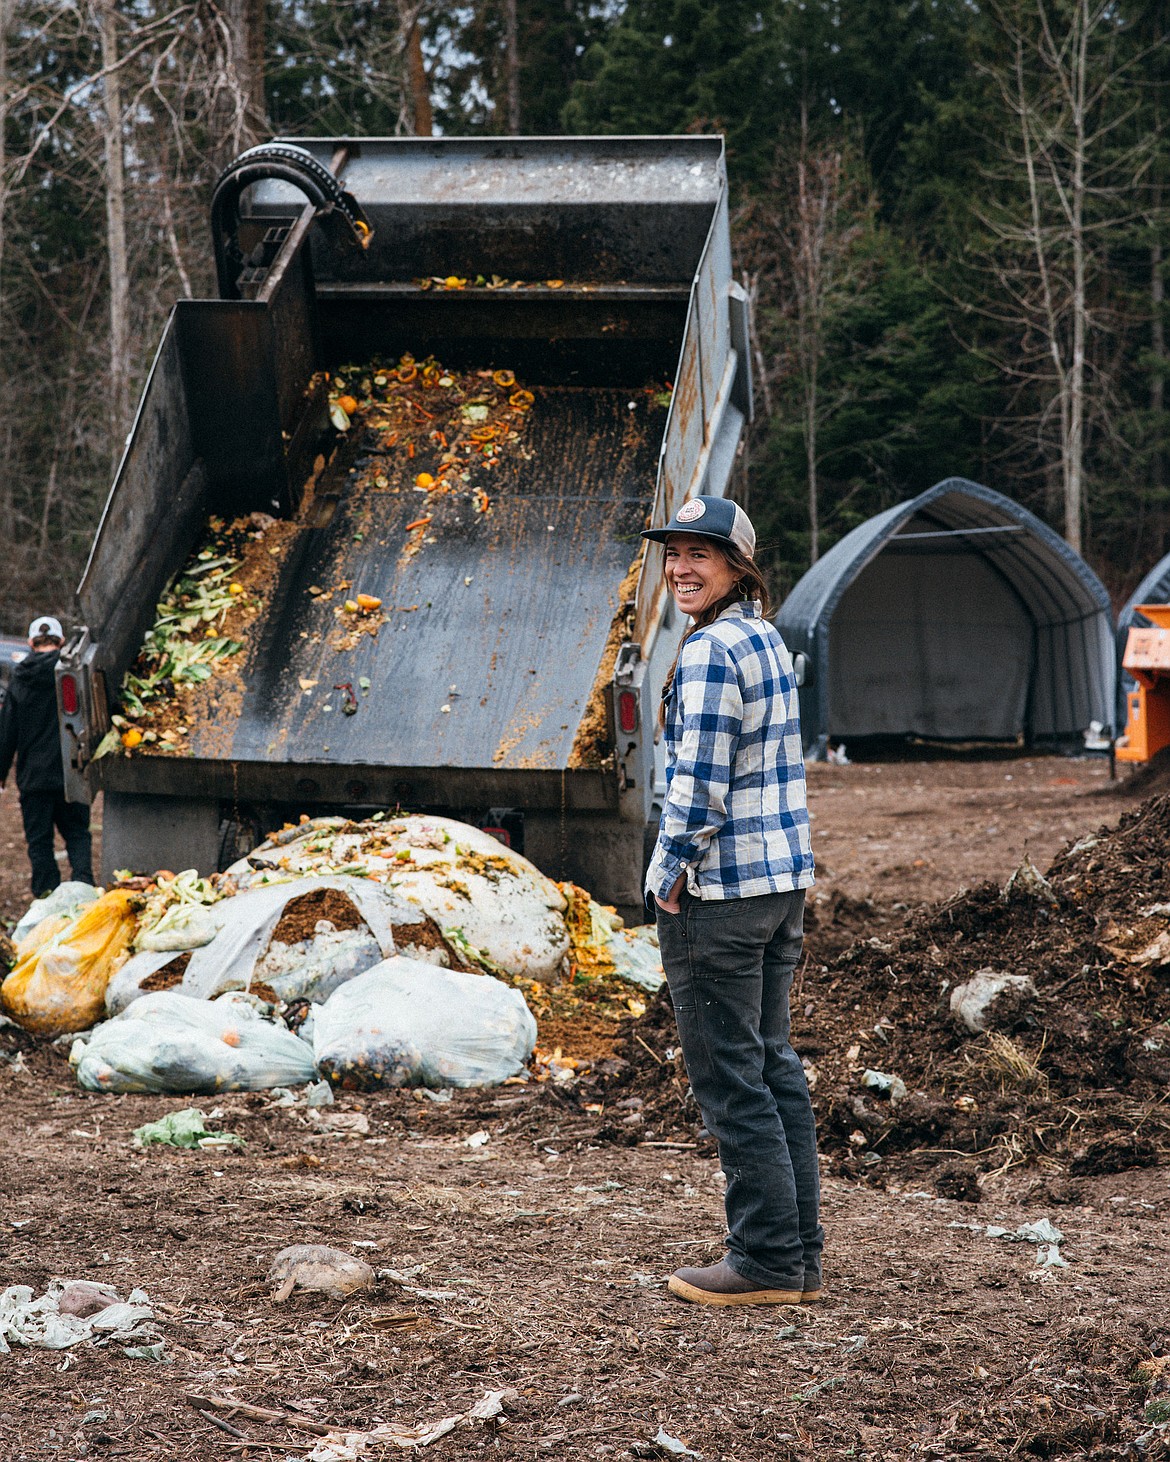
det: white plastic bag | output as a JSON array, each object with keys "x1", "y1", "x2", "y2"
[
  {"x1": 134, "y1": 869, "x2": 225, "y2": 952},
  {"x1": 226, "y1": 816, "x2": 569, "y2": 982},
  {"x1": 12, "y1": 882, "x2": 100, "y2": 947},
  {"x1": 70, "y1": 990, "x2": 317, "y2": 1093},
  {"x1": 105, "y1": 950, "x2": 189, "y2": 1016},
  {"x1": 0, "y1": 1281, "x2": 158, "y2": 1353},
  {"x1": 312, "y1": 956, "x2": 536, "y2": 1090},
  {"x1": 610, "y1": 925, "x2": 664, "y2": 992},
  {"x1": 180, "y1": 877, "x2": 402, "y2": 1001}
]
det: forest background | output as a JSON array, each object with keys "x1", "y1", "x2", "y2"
[{"x1": 2, "y1": 0, "x2": 1168, "y2": 632}]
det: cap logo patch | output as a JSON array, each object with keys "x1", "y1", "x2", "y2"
[{"x1": 676, "y1": 499, "x2": 706, "y2": 523}]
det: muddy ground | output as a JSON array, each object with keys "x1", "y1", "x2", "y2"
[{"x1": 4, "y1": 755, "x2": 1170, "y2": 1461}]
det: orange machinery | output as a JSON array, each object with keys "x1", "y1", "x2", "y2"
[{"x1": 1117, "y1": 604, "x2": 1170, "y2": 763}]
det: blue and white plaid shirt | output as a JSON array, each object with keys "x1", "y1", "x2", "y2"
[{"x1": 646, "y1": 601, "x2": 815, "y2": 902}]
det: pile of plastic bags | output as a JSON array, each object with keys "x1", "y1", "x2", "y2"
[{"x1": 2, "y1": 813, "x2": 662, "y2": 1095}]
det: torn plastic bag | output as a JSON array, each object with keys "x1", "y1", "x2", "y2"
[
  {"x1": 70, "y1": 990, "x2": 317, "y2": 1093},
  {"x1": 252, "y1": 924, "x2": 384, "y2": 1003},
  {"x1": 610, "y1": 925, "x2": 664, "y2": 992},
  {"x1": 0, "y1": 1280, "x2": 159, "y2": 1353},
  {"x1": 134, "y1": 869, "x2": 225, "y2": 952},
  {"x1": 312, "y1": 956, "x2": 536, "y2": 1090},
  {"x1": 226, "y1": 815, "x2": 569, "y2": 982},
  {"x1": 105, "y1": 950, "x2": 190, "y2": 1017},
  {"x1": 1, "y1": 889, "x2": 139, "y2": 1036},
  {"x1": 180, "y1": 877, "x2": 404, "y2": 1002},
  {"x1": 11, "y1": 882, "x2": 100, "y2": 948}
]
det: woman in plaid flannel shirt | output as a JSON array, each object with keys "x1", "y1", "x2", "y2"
[{"x1": 641, "y1": 496, "x2": 820, "y2": 1307}]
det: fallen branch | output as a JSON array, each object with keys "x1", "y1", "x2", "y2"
[{"x1": 186, "y1": 1394, "x2": 333, "y2": 1436}]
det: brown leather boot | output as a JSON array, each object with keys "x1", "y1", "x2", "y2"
[{"x1": 667, "y1": 1259, "x2": 802, "y2": 1307}]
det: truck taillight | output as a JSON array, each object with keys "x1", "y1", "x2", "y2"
[
  {"x1": 60, "y1": 674, "x2": 79, "y2": 716},
  {"x1": 618, "y1": 689, "x2": 638, "y2": 735}
]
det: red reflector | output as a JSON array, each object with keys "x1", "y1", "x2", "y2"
[
  {"x1": 60, "y1": 674, "x2": 79, "y2": 716},
  {"x1": 481, "y1": 826, "x2": 512, "y2": 848},
  {"x1": 618, "y1": 689, "x2": 638, "y2": 734}
]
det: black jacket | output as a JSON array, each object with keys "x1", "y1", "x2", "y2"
[{"x1": 0, "y1": 648, "x2": 65, "y2": 794}]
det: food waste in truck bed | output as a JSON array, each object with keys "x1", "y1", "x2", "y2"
[
  {"x1": 99, "y1": 355, "x2": 669, "y2": 762},
  {"x1": 98, "y1": 356, "x2": 544, "y2": 759}
]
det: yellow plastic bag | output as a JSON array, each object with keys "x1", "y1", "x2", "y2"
[
  {"x1": 1, "y1": 889, "x2": 139, "y2": 1036},
  {"x1": 14, "y1": 913, "x2": 74, "y2": 959}
]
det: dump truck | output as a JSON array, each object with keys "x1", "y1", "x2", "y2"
[{"x1": 57, "y1": 137, "x2": 751, "y2": 921}]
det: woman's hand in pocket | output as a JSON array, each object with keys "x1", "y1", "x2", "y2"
[{"x1": 655, "y1": 873, "x2": 686, "y2": 915}]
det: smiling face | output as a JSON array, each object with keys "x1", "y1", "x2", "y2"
[{"x1": 664, "y1": 533, "x2": 739, "y2": 618}]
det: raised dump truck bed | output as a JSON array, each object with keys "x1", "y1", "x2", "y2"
[{"x1": 60, "y1": 137, "x2": 750, "y2": 918}]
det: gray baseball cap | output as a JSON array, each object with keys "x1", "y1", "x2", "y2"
[{"x1": 640, "y1": 496, "x2": 756, "y2": 558}]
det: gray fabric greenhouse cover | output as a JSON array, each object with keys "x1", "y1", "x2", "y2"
[
  {"x1": 1116, "y1": 552, "x2": 1170, "y2": 731},
  {"x1": 775, "y1": 478, "x2": 1115, "y2": 755}
]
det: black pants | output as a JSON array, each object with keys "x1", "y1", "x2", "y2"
[{"x1": 18, "y1": 790, "x2": 94, "y2": 896}]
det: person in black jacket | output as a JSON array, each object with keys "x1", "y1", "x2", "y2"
[{"x1": 0, "y1": 616, "x2": 93, "y2": 896}]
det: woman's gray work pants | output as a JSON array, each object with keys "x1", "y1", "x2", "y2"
[{"x1": 655, "y1": 887, "x2": 823, "y2": 1292}]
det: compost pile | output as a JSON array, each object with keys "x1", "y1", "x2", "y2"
[
  {"x1": 102, "y1": 355, "x2": 536, "y2": 755},
  {"x1": 571, "y1": 795, "x2": 1170, "y2": 1191},
  {"x1": 0, "y1": 813, "x2": 661, "y2": 1098}
]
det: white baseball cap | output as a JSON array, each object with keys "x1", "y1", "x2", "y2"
[{"x1": 28, "y1": 616, "x2": 64, "y2": 642}]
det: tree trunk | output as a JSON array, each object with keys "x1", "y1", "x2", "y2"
[
  {"x1": 225, "y1": 0, "x2": 267, "y2": 147},
  {"x1": 1152, "y1": 177, "x2": 1165, "y2": 491},
  {"x1": 806, "y1": 349, "x2": 820, "y2": 564},
  {"x1": 503, "y1": 0, "x2": 520, "y2": 134},
  {"x1": 1064, "y1": 0, "x2": 1088, "y2": 556},
  {"x1": 406, "y1": 15, "x2": 433, "y2": 136},
  {"x1": 98, "y1": 0, "x2": 131, "y2": 455},
  {"x1": 0, "y1": 0, "x2": 9, "y2": 322},
  {"x1": 0, "y1": 0, "x2": 10, "y2": 510}
]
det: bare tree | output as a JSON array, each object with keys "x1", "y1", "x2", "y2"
[
  {"x1": 503, "y1": 0, "x2": 519, "y2": 134},
  {"x1": 1150, "y1": 177, "x2": 1166, "y2": 493},
  {"x1": 0, "y1": 0, "x2": 11, "y2": 320},
  {"x1": 96, "y1": 0, "x2": 131, "y2": 451},
  {"x1": 753, "y1": 113, "x2": 871, "y2": 563},
  {"x1": 224, "y1": 0, "x2": 265, "y2": 145},
  {"x1": 400, "y1": 2, "x2": 432, "y2": 136},
  {"x1": 974, "y1": 0, "x2": 1153, "y2": 553}
]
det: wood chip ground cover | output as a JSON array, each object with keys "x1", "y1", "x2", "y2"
[{"x1": 3, "y1": 758, "x2": 1170, "y2": 1457}]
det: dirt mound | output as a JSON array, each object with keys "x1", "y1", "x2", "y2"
[
  {"x1": 804, "y1": 886, "x2": 904, "y2": 961},
  {"x1": 1110, "y1": 743, "x2": 1170, "y2": 799},
  {"x1": 582, "y1": 795, "x2": 1170, "y2": 1190}
]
